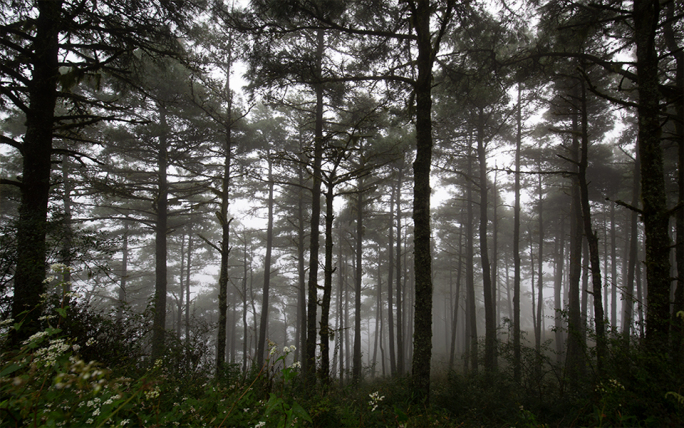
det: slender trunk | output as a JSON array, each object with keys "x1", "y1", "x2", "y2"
[
  {"x1": 178, "y1": 233, "x2": 185, "y2": 337},
  {"x1": 185, "y1": 234, "x2": 192, "y2": 345},
  {"x1": 466, "y1": 138, "x2": 478, "y2": 373},
  {"x1": 513, "y1": 84, "x2": 523, "y2": 382},
  {"x1": 306, "y1": 28, "x2": 325, "y2": 384},
  {"x1": 352, "y1": 178, "x2": 364, "y2": 384},
  {"x1": 257, "y1": 157, "x2": 275, "y2": 369},
  {"x1": 565, "y1": 110, "x2": 585, "y2": 380},
  {"x1": 242, "y1": 236, "x2": 248, "y2": 373},
  {"x1": 554, "y1": 215, "x2": 566, "y2": 363},
  {"x1": 217, "y1": 52, "x2": 233, "y2": 374},
  {"x1": 396, "y1": 166, "x2": 405, "y2": 376},
  {"x1": 536, "y1": 163, "x2": 544, "y2": 355},
  {"x1": 578, "y1": 76, "x2": 606, "y2": 372},
  {"x1": 60, "y1": 154, "x2": 73, "y2": 290},
  {"x1": 388, "y1": 182, "x2": 397, "y2": 375},
  {"x1": 372, "y1": 254, "x2": 382, "y2": 377},
  {"x1": 477, "y1": 114, "x2": 496, "y2": 373},
  {"x1": 624, "y1": 141, "x2": 641, "y2": 341},
  {"x1": 118, "y1": 220, "x2": 129, "y2": 321},
  {"x1": 296, "y1": 147, "x2": 307, "y2": 364},
  {"x1": 152, "y1": 103, "x2": 169, "y2": 361},
  {"x1": 319, "y1": 175, "x2": 336, "y2": 384},
  {"x1": 449, "y1": 227, "x2": 463, "y2": 371}
]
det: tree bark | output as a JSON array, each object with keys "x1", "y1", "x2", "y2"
[
  {"x1": 12, "y1": 0, "x2": 62, "y2": 345},
  {"x1": 305, "y1": 28, "x2": 325, "y2": 385},
  {"x1": 396, "y1": 165, "x2": 405, "y2": 376},
  {"x1": 151, "y1": 103, "x2": 169, "y2": 361},
  {"x1": 634, "y1": 0, "x2": 671, "y2": 350},
  {"x1": 578, "y1": 77, "x2": 606, "y2": 372},
  {"x1": 477, "y1": 113, "x2": 496, "y2": 373},
  {"x1": 257, "y1": 156, "x2": 275, "y2": 369},
  {"x1": 319, "y1": 175, "x2": 336, "y2": 384},
  {"x1": 352, "y1": 177, "x2": 364, "y2": 384},
  {"x1": 513, "y1": 84, "x2": 522, "y2": 382}
]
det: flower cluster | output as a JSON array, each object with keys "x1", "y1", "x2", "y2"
[
  {"x1": 283, "y1": 345, "x2": 296, "y2": 354},
  {"x1": 368, "y1": 391, "x2": 384, "y2": 412}
]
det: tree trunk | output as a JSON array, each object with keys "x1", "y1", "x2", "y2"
[
  {"x1": 118, "y1": 220, "x2": 130, "y2": 322},
  {"x1": 466, "y1": 138, "x2": 478, "y2": 374},
  {"x1": 554, "y1": 214, "x2": 565, "y2": 363},
  {"x1": 152, "y1": 103, "x2": 169, "y2": 361},
  {"x1": 319, "y1": 175, "x2": 336, "y2": 384},
  {"x1": 565, "y1": 110, "x2": 585, "y2": 381},
  {"x1": 477, "y1": 113, "x2": 496, "y2": 373},
  {"x1": 513, "y1": 84, "x2": 522, "y2": 382},
  {"x1": 306, "y1": 28, "x2": 325, "y2": 384},
  {"x1": 217, "y1": 53, "x2": 234, "y2": 374},
  {"x1": 665, "y1": 0, "x2": 684, "y2": 361},
  {"x1": 449, "y1": 226, "x2": 463, "y2": 371},
  {"x1": 352, "y1": 177, "x2": 364, "y2": 384},
  {"x1": 12, "y1": 0, "x2": 62, "y2": 345},
  {"x1": 577, "y1": 77, "x2": 606, "y2": 372},
  {"x1": 388, "y1": 181, "x2": 397, "y2": 376},
  {"x1": 257, "y1": 157, "x2": 275, "y2": 369},
  {"x1": 396, "y1": 165, "x2": 405, "y2": 376},
  {"x1": 185, "y1": 234, "x2": 192, "y2": 345},
  {"x1": 634, "y1": 0, "x2": 671, "y2": 351}
]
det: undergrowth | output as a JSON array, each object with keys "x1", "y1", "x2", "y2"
[{"x1": 1, "y1": 266, "x2": 682, "y2": 427}]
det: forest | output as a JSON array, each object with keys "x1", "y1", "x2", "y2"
[{"x1": 1, "y1": 0, "x2": 683, "y2": 426}]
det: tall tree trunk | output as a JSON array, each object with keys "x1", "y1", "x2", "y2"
[
  {"x1": 396, "y1": 165, "x2": 405, "y2": 376},
  {"x1": 466, "y1": 138, "x2": 478, "y2": 373},
  {"x1": 217, "y1": 53, "x2": 234, "y2": 374},
  {"x1": 477, "y1": 113, "x2": 496, "y2": 373},
  {"x1": 554, "y1": 214, "x2": 566, "y2": 363},
  {"x1": 665, "y1": 0, "x2": 684, "y2": 361},
  {"x1": 319, "y1": 174, "x2": 336, "y2": 384},
  {"x1": 536, "y1": 159, "x2": 544, "y2": 356},
  {"x1": 152, "y1": 103, "x2": 169, "y2": 361},
  {"x1": 634, "y1": 0, "x2": 671, "y2": 351},
  {"x1": 352, "y1": 178, "x2": 364, "y2": 384},
  {"x1": 388, "y1": 182, "x2": 397, "y2": 376},
  {"x1": 13, "y1": 0, "x2": 62, "y2": 345},
  {"x1": 60, "y1": 154, "x2": 73, "y2": 290},
  {"x1": 306, "y1": 28, "x2": 325, "y2": 384},
  {"x1": 242, "y1": 235, "x2": 249, "y2": 373},
  {"x1": 409, "y1": 0, "x2": 455, "y2": 403},
  {"x1": 257, "y1": 157, "x2": 275, "y2": 369},
  {"x1": 372, "y1": 253, "x2": 382, "y2": 377},
  {"x1": 296, "y1": 145, "x2": 307, "y2": 364},
  {"x1": 449, "y1": 226, "x2": 463, "y2": 371},
  {"x1": 513, "y1": 84, "x2": 523, "y2": 382},
  {"x1": 565, "y1": 111, "x2": 585, "y2": 381},
  {"x1": 118, "y1": 220, "x2": 130, "y2": 321},
  {"x1": 578, "y1": 77, "x2": 606, "y2": 372},
  {"x1": 185, "y1": 234, "x2": 192, "y2": 345},
  {"x1": 611, "y1": 203, "x2": 618, "y2": 329},
  {"x1": 178, "y1": 233, "x2": 185, "y2": 337}
]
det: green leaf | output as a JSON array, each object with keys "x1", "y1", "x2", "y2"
[
  {"x1": 291, "y1": 401, "x2": 312, "y2": 423},
  {"x1": 0, "y1": 363, "x2": 21, "y2": 378},
  {"x1": 55, "y1": 308, "x2": 67, "y2": 318}
]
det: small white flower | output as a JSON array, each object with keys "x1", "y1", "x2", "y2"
[
  {"x1": 86, "y1": 338, "x2": 97, "y2": 346},
  {"x1": 254, "y1": 422, "x2": 266, "y2": 428},
  {"x1": 291, "y1": 361, "x2": 301, "y2": 369},
  {"x1": 269, "y1": 347, "x2": 276, "y2": 356},
  {"x1": 86, "y1": 418, "x2": 94, "y2": 424},
  {"x1": 244, "y1": 408, "x2": 250, "y2": 413}
]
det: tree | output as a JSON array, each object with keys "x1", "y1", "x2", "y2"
[{"x1": 1, "y1": 0, "x2": 195, "y2": 345}]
